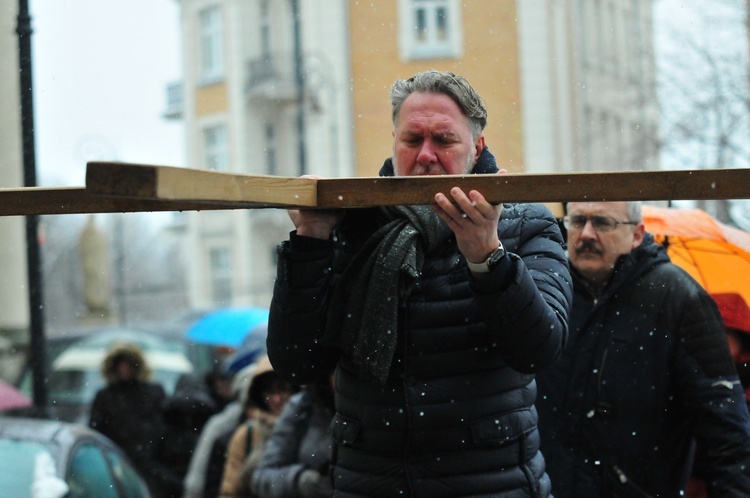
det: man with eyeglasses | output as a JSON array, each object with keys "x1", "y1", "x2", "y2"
[{"x1": 536, "y1": 201, "x2": 750, "y2": 497}]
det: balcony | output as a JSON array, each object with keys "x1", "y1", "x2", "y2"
[
  {"x1": 163, "y1": 81, "x2": 183, "y2": 119},
  {"x1": 245, "y1": 54, "x2": 296, "y2": 103}
]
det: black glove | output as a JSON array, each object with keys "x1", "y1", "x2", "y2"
[{"x1": 297, "y1": 469, "x2": 332, "y2": 497}]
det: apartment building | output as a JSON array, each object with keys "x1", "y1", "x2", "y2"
[
  {"x1": 169, "y1": 0, "x2": 657, "y2": 308},
  {"x1": 518, "y1": 0, "x2": 659, "y2": 173}
]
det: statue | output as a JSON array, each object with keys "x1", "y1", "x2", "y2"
[{"x1": 79, "y1": 216, "x2": 111, "y2": 316}]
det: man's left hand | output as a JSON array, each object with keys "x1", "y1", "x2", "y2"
[{"x1": 432, "y1": 185, "x2": 503, "y2": 265}]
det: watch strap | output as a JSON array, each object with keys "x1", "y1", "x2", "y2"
[{"x1": 466, "y1": 244, "x2": 505, "y2": 274}]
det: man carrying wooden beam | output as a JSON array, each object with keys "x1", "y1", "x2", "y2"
[{"x1": 265, "y1": 70, "x2": 572, "y2": 497}]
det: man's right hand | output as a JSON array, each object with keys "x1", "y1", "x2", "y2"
[
  {"x1": 288, "y1": 175, "x2": 343, "y2": 240},
  {"x1": 288, "y1": 208, "x2": 343, "y2": 240}
]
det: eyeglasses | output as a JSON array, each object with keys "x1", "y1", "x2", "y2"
[{"x1": 563, "y1": 215, "x2": 638, "y2": 233}]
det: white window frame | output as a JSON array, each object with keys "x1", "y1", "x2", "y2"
[
  {"x1": 203, "y1": 123, "x2": 228, "y2": 171},
  {"x1": 199, "y1": 5, "x2": 224, "y2": 84},
  {"x1": 398, "y1": 0, "x2": 463, "y2": 61},
  {"x1": 209, "y1": 246, "x2": 232, "y2": 306}
]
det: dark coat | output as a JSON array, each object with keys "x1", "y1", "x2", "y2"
[
  {"x1": 89, "y1": 379, "x2": 166, "y2": 483},
  {"x1": 251, "y1": 383, "x2": 335, "y2": 497},
  {"x1": 535, "y1": 236, "x2": 750, "y2": 498},
  {"x1": 152, "y1": 374, "x2": 218, "y2": 498},
  {"x1": 267, "y1": 154, "x2": 572, "y2": 497}
]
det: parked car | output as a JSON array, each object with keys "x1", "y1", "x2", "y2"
[
  {"x1": 18, "y1": 328, "x2": 194, "y2": 423},
  {"x1": 0, "y1": 415, "x2": 152, "y2": 498}
]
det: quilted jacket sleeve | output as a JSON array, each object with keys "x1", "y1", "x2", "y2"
[
  {"x1": 668, "y1": 271, "x2": 750, "y2": 497},
  {"x1": 267, "y1": 233, "x2": 341, "y2": 385},
  {"x1": 471, "y1": 203, "x2": 573, "y2": 372}
]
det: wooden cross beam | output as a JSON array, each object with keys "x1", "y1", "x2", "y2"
[{"x1": 1, "y1": 162, "x2": 749, "y2": 217}]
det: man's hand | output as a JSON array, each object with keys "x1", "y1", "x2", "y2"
[
  {"x1": 287, "y1": 175, "x2": 344, "y2": 240},
  {"x1": 432, "y1": 174, "x2": 505, "y2": 265},
  {"x1": 289, "y1": 209, "x2": 343, "y2": 240}
]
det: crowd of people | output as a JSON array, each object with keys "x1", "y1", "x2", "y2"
[{"x1": 85, "y1": 70, "x2": 750, "y2": 498}]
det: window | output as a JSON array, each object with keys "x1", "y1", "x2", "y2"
[
  {"x1": 209, "y1": 247, "x2": 232, "y2": 306},
  {"x1": 199, "y1": 6, "x2": 224, "y2": 83},
  {"x1": 203, "y1": 124, "x2": 228, "y2": 171},
  {"x1": 260, "y1": 0, "x2": 271, "y2": 58},
  {"x1": 104, "y1": 446, "x2": 150, "y2": 498},
  {"x1": 67, "y1": 443, "x2": 118, "y2": 498},
  {"x1": 398, "y1": 0, "x2": 462, "y2": 61}
]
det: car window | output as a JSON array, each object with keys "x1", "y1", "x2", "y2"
[
  {"x1": 0, "y1": 439, "x2": 49, "y2": 498},
  {"x1": 66, "y1": 442, "x2": 119, "y2": 498},
  {"x1": 47, "y1": 369, "x2": 94, "y2": 404},
  {"x1": 104, "y1": 446, "x2": 151, "y2": 498}
]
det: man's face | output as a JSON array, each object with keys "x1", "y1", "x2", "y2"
[
  {"x1": 392, "y1": 92, "x2": 484, "y2": 176},
  {"x1": 566, "y1": 202, "x2": 645, "y2": 286}
]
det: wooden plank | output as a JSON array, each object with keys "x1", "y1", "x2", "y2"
[
  {"x1": 4, "y1": 164, "x2": 750, "y2": 217},
  {"x1": 87, "y1": 162, "x2": 750, "y2": 208},
  {"x1": 86, "y1": 161, "x2": 318, "y2": 207},
  {"x1": 0, "y1": 186, "x2": 297, "y2": 217},
  {"x1": 316, "y1": 168, "x2": 750, "y2": 206}
]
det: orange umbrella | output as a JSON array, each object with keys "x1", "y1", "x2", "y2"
[{"x1": 642, "y1": 205, "x2": 750, "y2": 307}]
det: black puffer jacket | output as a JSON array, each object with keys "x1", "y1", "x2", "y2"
[
  {"x1": 536, "y1": 236, "x2": 750, "y2": 498},
  {"x1": 268, "y1": 154, "x2": 572, "y2": 497}
]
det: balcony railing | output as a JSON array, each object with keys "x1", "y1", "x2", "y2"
[{"x1": 245, "y1": 54, "x2": 296, "y2": 102}]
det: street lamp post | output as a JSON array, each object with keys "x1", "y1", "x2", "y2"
[{"x1": 16, "y1": 0, "x2": 47, "y2": 412}]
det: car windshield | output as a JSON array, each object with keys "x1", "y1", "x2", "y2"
[
  {"x1": 0, "y1": 439, "x2": 56, "y2": 498},
  {"x1": 47, "y1": 368, "x2": 187, "y2": 406}
]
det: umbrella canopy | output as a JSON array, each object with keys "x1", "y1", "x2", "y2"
[
  {"x1": 186, "y1": 307, "x2": 269, "y2": 348},
  {"x1": 0, "y1": 380, "x2": 31, "y2": 411},
  {"x1": 225, "y1": 323, "x2": 268, "y2": 373},
  {"x1": 642, "y1": 205, "x2": 750, "y2": 306},
  {"x1": 710, "y1": 293, "x2": 750, "y2": 334}
]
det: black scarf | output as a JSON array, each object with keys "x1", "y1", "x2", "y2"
[
  {"x1": 324, "y1": 148, "x2": 500, "y2": 385},
  {"x1": 323, "y1": 205, "x2": 453, "y2": 385}
]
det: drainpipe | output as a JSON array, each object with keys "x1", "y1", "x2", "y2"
[{"x1": 291, "y1": 0, "x2": 306, "y2": 175}]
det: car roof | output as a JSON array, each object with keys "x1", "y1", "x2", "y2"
[
  {"x1": 0, "y1": 416, "x2": 105, "y2": 454},
  {"x1": 52, "y1": 348, "x2": 193, "y2": 372}
]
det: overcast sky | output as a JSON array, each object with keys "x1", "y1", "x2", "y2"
[{"x1": 30, "y1": 0, "x2": 184, "y2": 187}]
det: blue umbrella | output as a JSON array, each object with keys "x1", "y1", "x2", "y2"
[
  {"x1": 225, "y1": 323, "x2": 268, "y2": 373},
  {"x1": 186, "y1": 308, "x2": 269, "y2": 348}
]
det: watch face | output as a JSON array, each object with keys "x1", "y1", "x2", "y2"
[{"x1": 488, "y1": 246, "x2": 506, "y2": 268}]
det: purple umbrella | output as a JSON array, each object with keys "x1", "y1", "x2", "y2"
[{"x1": 0, "y1": 379, "x2": 31, "y2": 411}]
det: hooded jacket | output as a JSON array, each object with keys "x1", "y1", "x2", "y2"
[
  {"x1": 251, "y1": 377, "x2": 336, "y2": 498},
  {"x1": 220, "y1": 356, "x2": 287, "y2": 498},
  {"x1": 535, "y1": 235, "x2": 750, "y2": 497},
  {"x1": 267, "y1": 150, "x2": 572, "y2": 497},
  {"x1": 89, "y1": 342, "x2": 166, "y2": 490}
]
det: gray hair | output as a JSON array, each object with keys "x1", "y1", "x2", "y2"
[
  {"x1": 626, "y1": 201, "x2": 643, "y2": 223},
  {"x1": 390, "y1": 70, "x2": 487, "y2": 139}
]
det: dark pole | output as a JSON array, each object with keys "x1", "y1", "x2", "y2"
[
  {"x1": 291, "y1": 0, "x2": 306, "y2": 175},
  {"x1": 16, "y1": 0, "x2": 47, "y2": 411}
]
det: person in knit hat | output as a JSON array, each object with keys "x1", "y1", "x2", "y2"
[{"x1": 219, "y1": 356, "x2": 296, "y2": 497}]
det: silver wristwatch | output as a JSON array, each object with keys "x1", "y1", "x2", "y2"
[{"x1": 466, "y1": 243, "x2": 506, "y2": 274}]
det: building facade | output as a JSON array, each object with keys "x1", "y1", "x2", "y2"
[
  {"x1": 518, "y1": 0, "x2": 659, "y2": 173},
  {"x1": 170, "y1": 0, "x2": 658, "y2": 309}
]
